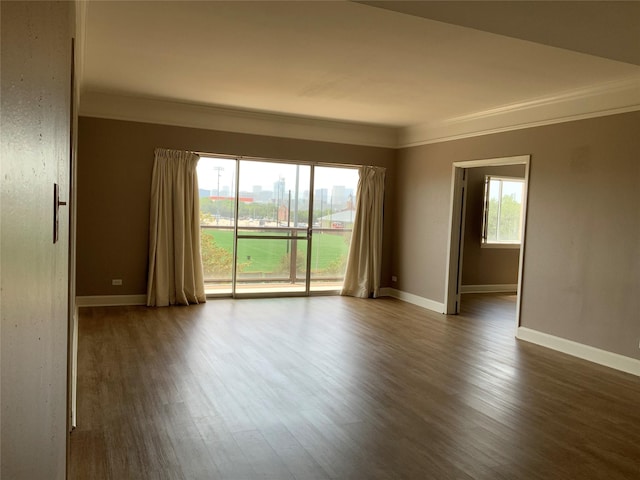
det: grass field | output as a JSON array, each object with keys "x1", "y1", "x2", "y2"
[{"x1": 202, "y1": 229, "x2": 351, "y2": 274}]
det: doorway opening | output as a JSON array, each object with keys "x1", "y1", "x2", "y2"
[
  {"x1": 444, "y1": 155, "x2": 530, "y2": 331},
  {"x1": 196, "y1": 155, "x2": 359, "y2": 298}
]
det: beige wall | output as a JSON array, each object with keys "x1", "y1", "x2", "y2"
[
  {"x1": 1, "y1": 2, "x2": 73, "y2": 478},
  {"x1": 76, "y1": 117, "x2": 396, "y2": 296},
  {"x1": 461, "y1": 164, "x2": 525, "y2": 287},
  {"x1": 76, "y1": 111, "x2": 639, "y2": 360},
  {"x1": 394, "y1": 112, "x2": 640, "y2": 359}
]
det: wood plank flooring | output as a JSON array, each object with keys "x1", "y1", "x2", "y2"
[{"x1": 69, "y1": 294, "x2": 640, "y2": 479}]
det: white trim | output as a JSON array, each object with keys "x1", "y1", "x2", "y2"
[
  {"x1": 398, "y1": 76, "x2": 640, "y2": 148},
  {"x1": 399, "y1": 106, "x2": 640, "y2": 148},
  {"x1": 444, "y1": 167, "x2": 465, "y2": 315},
  {"x1": 70, "y1": 305, "x2": 78, "y2": 429},
  {"x1": 76, "y1": 295, "x2": 147, "y2": 307},
  {"x1": 481, "y1": 243, "x2": 521, "y2": 249},
  {"x1": 79, "y1": 76, "x2": 639, "y2": 149},
  {"x1": 452, "y1": 155, "x2": 530, "y2": 168},
  {"x1": 517, "y1": 327, "x2": 640, "y2": 377},
  {"x1": 380, "y1": 288, "x2": 445, "y2": 314},
  {"x1": 460, "y1": 284, "x2": 518, "y2": 294},
  {"x1": 444, "y1": 155, "x2": 530, "y2": 334},
  {"x1": 515, "y1": 159, "x2": 531, "y2": 336},
  {"x1": 79, "y1": 91, "x2": 399, "y2": 148},
  {"x1": 379, "y1": 287, "x2": 395, "y2": 298}
]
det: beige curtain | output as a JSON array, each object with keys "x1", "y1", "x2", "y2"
[
  {"x1": 341, "y1": 165, "x2": 386, "y2": 298},
  {"x1": 147, "y1": 148, "x2": 206, "y2": 306}
]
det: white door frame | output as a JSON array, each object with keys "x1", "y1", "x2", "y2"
[{"x1": 444, "y1": 155, "x2": 531, "y2": 330}]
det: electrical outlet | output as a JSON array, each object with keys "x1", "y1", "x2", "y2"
[
  {"x1": 391, "y1": 276, "x2": 398, "y2": 282},
  {"x1": 112, "y1": 279, "x2": 123, "y2": 286}
]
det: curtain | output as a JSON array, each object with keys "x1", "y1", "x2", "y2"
[
  {"x1": 341, "y1": 165, "x2": 386, "y2": 298},
  {"x1": 147, "y1": 148, "x2": 206, "y2": 306}
]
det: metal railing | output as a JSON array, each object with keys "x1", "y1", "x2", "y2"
[{"x1": 199, "y1": 224, "x2": 351, "y2": 286}]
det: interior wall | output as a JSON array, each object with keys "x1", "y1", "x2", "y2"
[
  {"x1": 461, "y1": 164, "x2": 525, "y2": 287},
  {"x1": 394, "y1": 112, "x2": 640, "y2": 360},
  {"x1": 1, "y1": 2, "x2": 73, "y2": 479},
  {"x1": 76, "y1": 116, "x2": 396, "y2": 297}
]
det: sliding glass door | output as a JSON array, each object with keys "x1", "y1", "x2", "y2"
[
  {"x1": 309, "y1": 166, "x2": 359, "y2": 292},
  {"x1": 197, "y1": 155, "x2": 358, "y2": 297},
  {"x1": 197, "y1": 156, "x2": 237, "y2": 295},
  {"x1": 235, "y1": 160, "x2": 311, "y2": 295}
]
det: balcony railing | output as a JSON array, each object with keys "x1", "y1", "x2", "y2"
[{"x1": 199, "y1": 223, "x2": 351, "y2": 289}]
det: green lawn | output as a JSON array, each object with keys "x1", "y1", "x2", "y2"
[{"x1": 202, "y1": 229, "x2": 350, "y2": 274}]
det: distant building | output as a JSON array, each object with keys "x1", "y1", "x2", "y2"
[
  {"x1": 346, "y1": 193, "x2": 355, "y2": 210},
  {"x1": 318, "y1": 208, "x2": 356, "y2": 228},
  {"x1": 238, "y1": 190, "x2": 254, "y2": 200},
  {"x1": 273, "y1": 177, "x2": 286, "y2": 205},
  {"x1": 315, "y1": 188, "x2": 328, "y2": 209},
  {"x1": 278, "y1": 205, "x2": 289, "y2": 223},
  {"x1": 255, "y1": 190, "x2": 273, "y2": 203},
  {"x1": 331, "y1": 185, "x2": 347, "y2": 209}
]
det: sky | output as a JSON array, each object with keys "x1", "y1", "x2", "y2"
[
  {"x1": 488, "y1": 177, "x2": 524, "y2": 202},
  {"x1": 197, "y1": 156, "x2": 359, "y2": 198}
]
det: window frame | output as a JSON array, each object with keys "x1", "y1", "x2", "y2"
[
  {"x1": 481, "y1": 175, "x2": 525, "y2": 249},
  {"x1": 196, "y1": 153, "x2": 360, "y2": 297}
]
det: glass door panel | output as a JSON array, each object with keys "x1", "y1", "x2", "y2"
[
  {"x1": 197, "y1": 156, "x2": 237, "y2": 295},
  {"x1": 235, "y1": 237, "x2": 308, "y2": 294},
  {"x1": 310, "y1": 166, "x2": 359, "y2": 292},
  {"x1": 235, "y1": 160, "x2": 311, "y2": 295}
]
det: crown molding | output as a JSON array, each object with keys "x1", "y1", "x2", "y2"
[
  {"x1": 79, "y1": 91, "x2": 399, "y2": 148},
  {"x1": 80, "y1": 76, "x2": 639, "y2": 150},
  {"x1": 399, "y1": 76, "x2": 640, "y2": 148}
]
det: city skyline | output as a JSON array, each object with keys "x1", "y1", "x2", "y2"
[{"x1": 197, "y1": 156, "x2": 357, "y2": 206}]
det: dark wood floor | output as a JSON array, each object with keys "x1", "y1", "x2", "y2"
[{"x1": 69, "y1": 294, "x2": 640, "y2": 479}]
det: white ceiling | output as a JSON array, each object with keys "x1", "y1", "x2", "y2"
[
  {"x1": 358, "y1": 1, "x2": 640, "y2": 66},
  {"x1": 79, "y1": 1, "x2": 640, "y2": 146}
]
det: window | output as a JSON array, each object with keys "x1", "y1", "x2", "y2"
[
  {"x1": 196, "y1": 155, "x2": 359, "y2": 296},
  {"x1": 482, "y1": 176, "x2": 524, "y2": 247}
]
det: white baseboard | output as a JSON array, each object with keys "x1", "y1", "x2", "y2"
[
  {"x1": 517, "y1": 327, "x2": 640, "y2": 377},
  {"x1": 76, "y1": 295, "x2": 147, "y2": 307},
  {"x1": 380, "y1": 288, "x2": 445, "y2": 314},
  {"x1": 460, "y1": 284, "x2": 518, "y2": 294}
]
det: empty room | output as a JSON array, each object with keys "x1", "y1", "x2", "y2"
[{"x1": 2, "y1": 1, "x2": 639, "y2": 479}]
